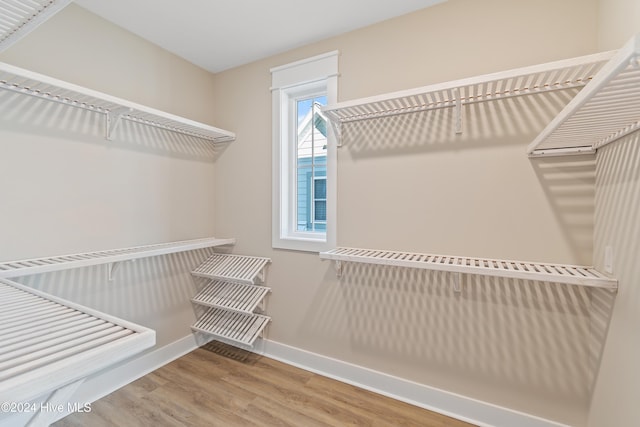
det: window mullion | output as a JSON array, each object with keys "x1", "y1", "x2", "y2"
[{"x1": 310, "y1": 100, "x2": 316, "y2": 231}]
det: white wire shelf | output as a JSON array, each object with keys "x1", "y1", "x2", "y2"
[
  {"x1": 528, "y1": 33, "x2": 640, "y2": 156},
  {"x1": 0, "y1": 60, "x2": 236, "y2": 143},
  {"x1": 0, "y1": 0, "x2": 72, "y2": 53},
  {"x1": 191, "y1": 307, "x2": 270, "y2": 348},
  {"x1": 191, "y1": 254, "x2": 271, "y2": 285},
  {"x1": 0, "y1": 237, "x2": 236, "y2": 279},
  {"x1": 192, "y1": 280, "x2": 270, "y2": 314},
  {"x1": 322, "y1": 50, "x2": 614, "y2": 147},
  {"x1": 320, "y1": 247, "x2": 617, "y2": 290},
  {"x1": 0, "y1": 278, "x2": 155, "y2": 404}
]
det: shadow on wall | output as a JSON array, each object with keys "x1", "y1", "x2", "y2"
[
  {"x1": 340, "y1": 88, "x2": 580, "y2": 157},
  {"x1": 530, "y1": 155, "x2": 596, "y2": 265},
  {"x1": 307, "y1": 262, "x2": 616, "y2": 414},
  {"x1": 590, "y1": 132, "x2": 640, "y2": 409},
  {"x1": 15, "y1": 248, "x2": 215, "y2": 327},
  {"x1": 0, "y1": 90, "x2": 227, "y2": 162}
]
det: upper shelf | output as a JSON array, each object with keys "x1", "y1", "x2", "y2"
[
  {"x1": 527, "y1": 33, "x2": 640, "y2": 156},
  {"x1": 0, "y1": 237, "x2": 236, "y2": 278},
  {"x1": 0, "y1": 61, "x2": 236, "y2": 143},
  {"x1": 320, "y1": 247, "x2": 617, "y2": 290},
  {"x1": 322, "y1": 36, "x2": 640, "y2": 157},
  {"x1": 322, "y1": 50, "x2": 613, "y2": 136},
  {"x1": 0, "y1": 0, "x2": 72, "y2": 53}
]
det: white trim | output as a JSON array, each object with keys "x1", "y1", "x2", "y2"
[
  {"x1": 270, "y1": 50, "x2": 340, "y2": 76},
  {"x1": 21, "y1": 333, "x2": 570, "y2": 427},
  {"x1": 257, "y1": 339, "x2": 571, "y2": 427},
  {"x1": 272, "y1": 52, "x2": 338, "y2": 253},
  {"x1": 50, "y1": 334, "x2": 206, "y2": 424}
]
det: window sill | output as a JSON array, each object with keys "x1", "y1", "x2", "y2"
[{"x1": 272, "y1": 234, "x2": 330, "y2": 253}]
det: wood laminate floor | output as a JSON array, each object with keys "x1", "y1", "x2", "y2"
[{"x1": 54, "y1": 342, "x2": 476, "y2": 427}]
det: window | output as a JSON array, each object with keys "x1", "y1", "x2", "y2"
[{"x1": 271, "y1": 52, "x2": 338, "y2": 252}]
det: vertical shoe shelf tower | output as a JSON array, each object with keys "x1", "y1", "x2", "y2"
[{"x1": 190, "y1": 253, "x2": 272, "y2": 348}]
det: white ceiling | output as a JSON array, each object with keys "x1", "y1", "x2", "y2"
[{"x1": 75, "y1": 0, "x2": 446, "y2": 73}]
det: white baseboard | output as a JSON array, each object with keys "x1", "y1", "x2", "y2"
[
  {"x1": 51, "y1": 334, "x2": 205, "y2": 423},
  {"x1": 256, "y1": 339, "x2": 570, "y2": 427},
  {"x1": 45, "y1": 334, "x2": 569, "y2": 427}
]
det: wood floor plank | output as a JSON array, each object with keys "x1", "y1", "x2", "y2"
[{"x1": 54, "y1": 343, "x2": 477, "y2": 427}]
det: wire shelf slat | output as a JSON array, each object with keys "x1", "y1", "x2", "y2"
[
  {"x1": 320, "y1": 247, "x2": 617, "y2": 290},
  {"x1": 192, "y1": 280, "x2": 270, "y2": 314},
  {"x1": 191, "y1": 307, "x2": 270, "y2": 348},
  {"x1": 0, "y1": 237, "x2": 235, "y2": 279},
  {"x1": 191, "y1": 254, "x2": 271, "y2": 284},
  {"x1": 0, "y1": 278, "x2": 155, "y2": 403}
]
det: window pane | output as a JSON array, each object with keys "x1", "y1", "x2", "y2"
[
  {"x1": 296, "y1": 95, "x2": 328, "y2": 233},
  {"x1": 314, "y1": 178, "x2": 326, "y2": 199},
  {"x1": 314, "y1": 201, "x2": 326, "y2": 221}
]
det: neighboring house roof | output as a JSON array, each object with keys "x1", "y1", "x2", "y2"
[{"x1": 297, "y1": 102, "x2": 328, "y2": 159}]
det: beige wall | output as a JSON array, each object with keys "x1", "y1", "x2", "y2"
[
  {"x1": 0, "y1": 4, "x2": 221, "y2": 351},
  {"x1": 0, "y1": 4, "x2": 220, "y2": 259},
  {"x1": 588, "y1": 134, "x2": 640, "y2": 427},
  {"x1": 588, "y1": 2, "x2": 640, "y2": 426},
  {"x1": 597, "y1": 0, "x2": 640, "y2": 50},
  {"x1": 213, "y1": 0, "x2": 600, "y2": 425}
]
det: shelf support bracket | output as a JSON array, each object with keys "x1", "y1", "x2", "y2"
[
  {"x1": 335, "y1": 260, "x2": 343, "y2": 278},
  {"x1": 257, "y1": 268, "x2": 266, "y2": 284},
  {"x1": 453, "y1": 272, "x2": 463, "y2": 293},
  {"x1": 26, "y1": 378, "x2": 85, "y2": 427},
  {"x1": 107, "y1": 262, "x2": 120, "y2": 281},
  {"x1": 105, "y1": 107, "x2": 133, "y2": 141},
  {"x1": 329, "y1": 119, "x2": 343, "y2": 147},
  {"x1": 453, "y1": 87, "x2": 463, "y2": 135}
]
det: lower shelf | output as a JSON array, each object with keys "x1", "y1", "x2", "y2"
[
  {"x1": 320, "y1": 247, "x2": 617, "y2": 290},
  {"x1": 192, "y1": 280, "x2": 270, "y2": 314},
  {"x1": 0, "y1": 278, "x2": 155, "y2": 403},
  {"x1": 191, "y1": 307, "x2": 270, "y2": 348}
]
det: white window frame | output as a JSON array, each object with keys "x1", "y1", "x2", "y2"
[{"x1": 271, "y1": 51, "x2": 338, "y2": 252}]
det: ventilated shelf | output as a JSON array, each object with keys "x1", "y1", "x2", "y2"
[
  {"x1": 192, "y1": 280, "x2": 270, "y2": 314},
  {"x1": 0, "y1": 278, "x2": 155, "y2": 403},
  {"x1": 322, "y1": 50, "x2": 614, "y2": 146},
  {"x1": 528, "y1": 33, "x2": 640, "y2": 156},
  {"x1": 0, "y1": 0, "x2": 72, "y2": 53},
  {"x1": 320, "y1": 247, "x2": 617, "y2": 290},
  {"x1": 191, "y1": 254, "x2": 271, "y2": 285},
  {"x1": 0, "y1": 61, "x2": 236, "y2": 143},
  {"x1": 0, "y1": 237, "x2": 235, "y2": 279},
  {"x1": 191, "y1": 307, "x2": 270, "y2": 348}
]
